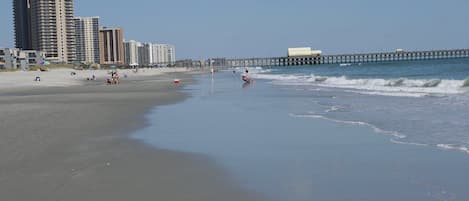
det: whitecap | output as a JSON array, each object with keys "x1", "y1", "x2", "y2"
[{"x1": 251, "y1": 72, "x2": 468, "y2": 97}]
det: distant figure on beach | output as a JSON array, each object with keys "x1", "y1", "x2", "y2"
[
  {"x1": 87, "y1": 74, "x2": 96, "y2": 81},
  {"x1": 241, "y1": 67, "x2": 253, "y2": 83},
  {"x1": 242, "y1": 74, "x2": 247, "y2": 81},
  {"x1": 112, "y1": 71, "x2": 120, "y2": 84},
  {"x1": 242, "y1": 73, "x2": 252, "y2": 83},
  {"x1": 106, "y1": 70, "x2": 120, "y2": 84},
  {"x1": 211, "y1": 68, "x2": 214, "y2": 75}
]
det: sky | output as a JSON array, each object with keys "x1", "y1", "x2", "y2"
[{"x1": 1, "y1": 0, "x2": 469, "y2": 59}]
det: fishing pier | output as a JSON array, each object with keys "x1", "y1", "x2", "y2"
[{"x1": 225, "y1": 49, "x2": 469, "y2": 67}]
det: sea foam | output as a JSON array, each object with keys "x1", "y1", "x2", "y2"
[{"x1": 291, "y1": 113, "x2": 469, "y2": 155}]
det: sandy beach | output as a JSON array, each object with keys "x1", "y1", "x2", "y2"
[
  {"x1": 0, "y1": 69, "x2": 267, "y2": 201},
  {"x1": 0, "y1": 68, "x2": 190, "y2": 90}
]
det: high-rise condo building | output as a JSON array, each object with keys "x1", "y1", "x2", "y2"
[
  {"x1": 138, "y1": 43, "x2": 152, "y2": 66},
  {"x1": 14, "y1": 0, "x2": 76, "y2": 63},
  {"x1": 99, "y1": 27, "x2": 125, "y2": 65},
  {"x1": 13, "y1": 0, "x2": 32, "y2": 50},
  {"x1": 124, "y1": 41, "x2": 156, "y2": 67},
  {"x1": 151, "y1": 44, "x2": 176, "y2": 66},
  {"x1": 124, "y1": 40, "x2": 140, "y2": 66},
  {"x1": 74, "y1": 16, "x2": 100, "y2": 64}
]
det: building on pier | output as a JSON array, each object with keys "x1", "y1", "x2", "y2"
[{"x1": 288, "y1": 47, "x2": 322, "y2": 57}]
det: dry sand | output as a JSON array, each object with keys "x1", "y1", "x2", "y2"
[
  {"x1": 0, "y1": 68, "x2": 189, "y2": 90},
  {"x1": 0, "y1": 70, "x2": 268, "y2": 201}
]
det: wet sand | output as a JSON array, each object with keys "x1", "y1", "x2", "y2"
[{"x1": 0, "y1": 73, "x2": 267, "y2": 201}]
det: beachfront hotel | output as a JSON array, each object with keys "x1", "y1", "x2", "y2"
[
  {"x1": 138, "y1": 43, "x2": 152, "y2": 67},
  {"x1": 124, "y1": 41, "x2": 176, "y2": 67},
  {"x1": 124, "y1": 40, "x2": 141, "y2": 67},
  {"x1": 119, "y1": 41, "x2": 175, "y2": 67},
  {"x1": 98, "y1": 27, "x2": 125, "y2": 66},
  {"x1": 124, "y1": 41, "x2": 152, "y2": 67},
  {"x1": 74, "y1": 16, "x2": 100, "y2": 64},
  {"x1": 151, "y1": 44, "x2": 176, "y2": 66},
  {"x1": 13, "y1": 0, "x2": 76, "y2": 63}
]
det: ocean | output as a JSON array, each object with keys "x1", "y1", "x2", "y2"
[
  {"x1": 250, "y1": 59, "x2": 469, "y2": 153},
  {"x1": 133, "y1": 59, "x2": 469, "y2": 201}
]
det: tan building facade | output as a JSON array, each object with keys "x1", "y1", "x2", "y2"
[
  {"x1": 29, "y1": 0, "x2": 76, "y2": 63},
  {"x1": 99, "y1": 27, "x2": 124, "y2": 65}
]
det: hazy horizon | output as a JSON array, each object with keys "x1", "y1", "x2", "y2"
[{"x1": 1, "y1": 0, "x2": 469, "y2": 59}]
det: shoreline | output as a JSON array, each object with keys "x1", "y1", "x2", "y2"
[{"x1": 0, "y1": 70, "x2": 268, "y2": 201}]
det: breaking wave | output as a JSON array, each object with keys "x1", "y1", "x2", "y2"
[
  {"x1": 463, "y1": 78, "x2": 469, "y2": 87},
  {"x1": 252, "y1": 73, "x2": 468, "y2": 97}
]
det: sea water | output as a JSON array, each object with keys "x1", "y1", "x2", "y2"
[
  {"x1": 249, "y1": 59, "x2": 469, "y2": 153},
  {"x1": 134, "y1": 59, "x2": 469, "y2": 201}
]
